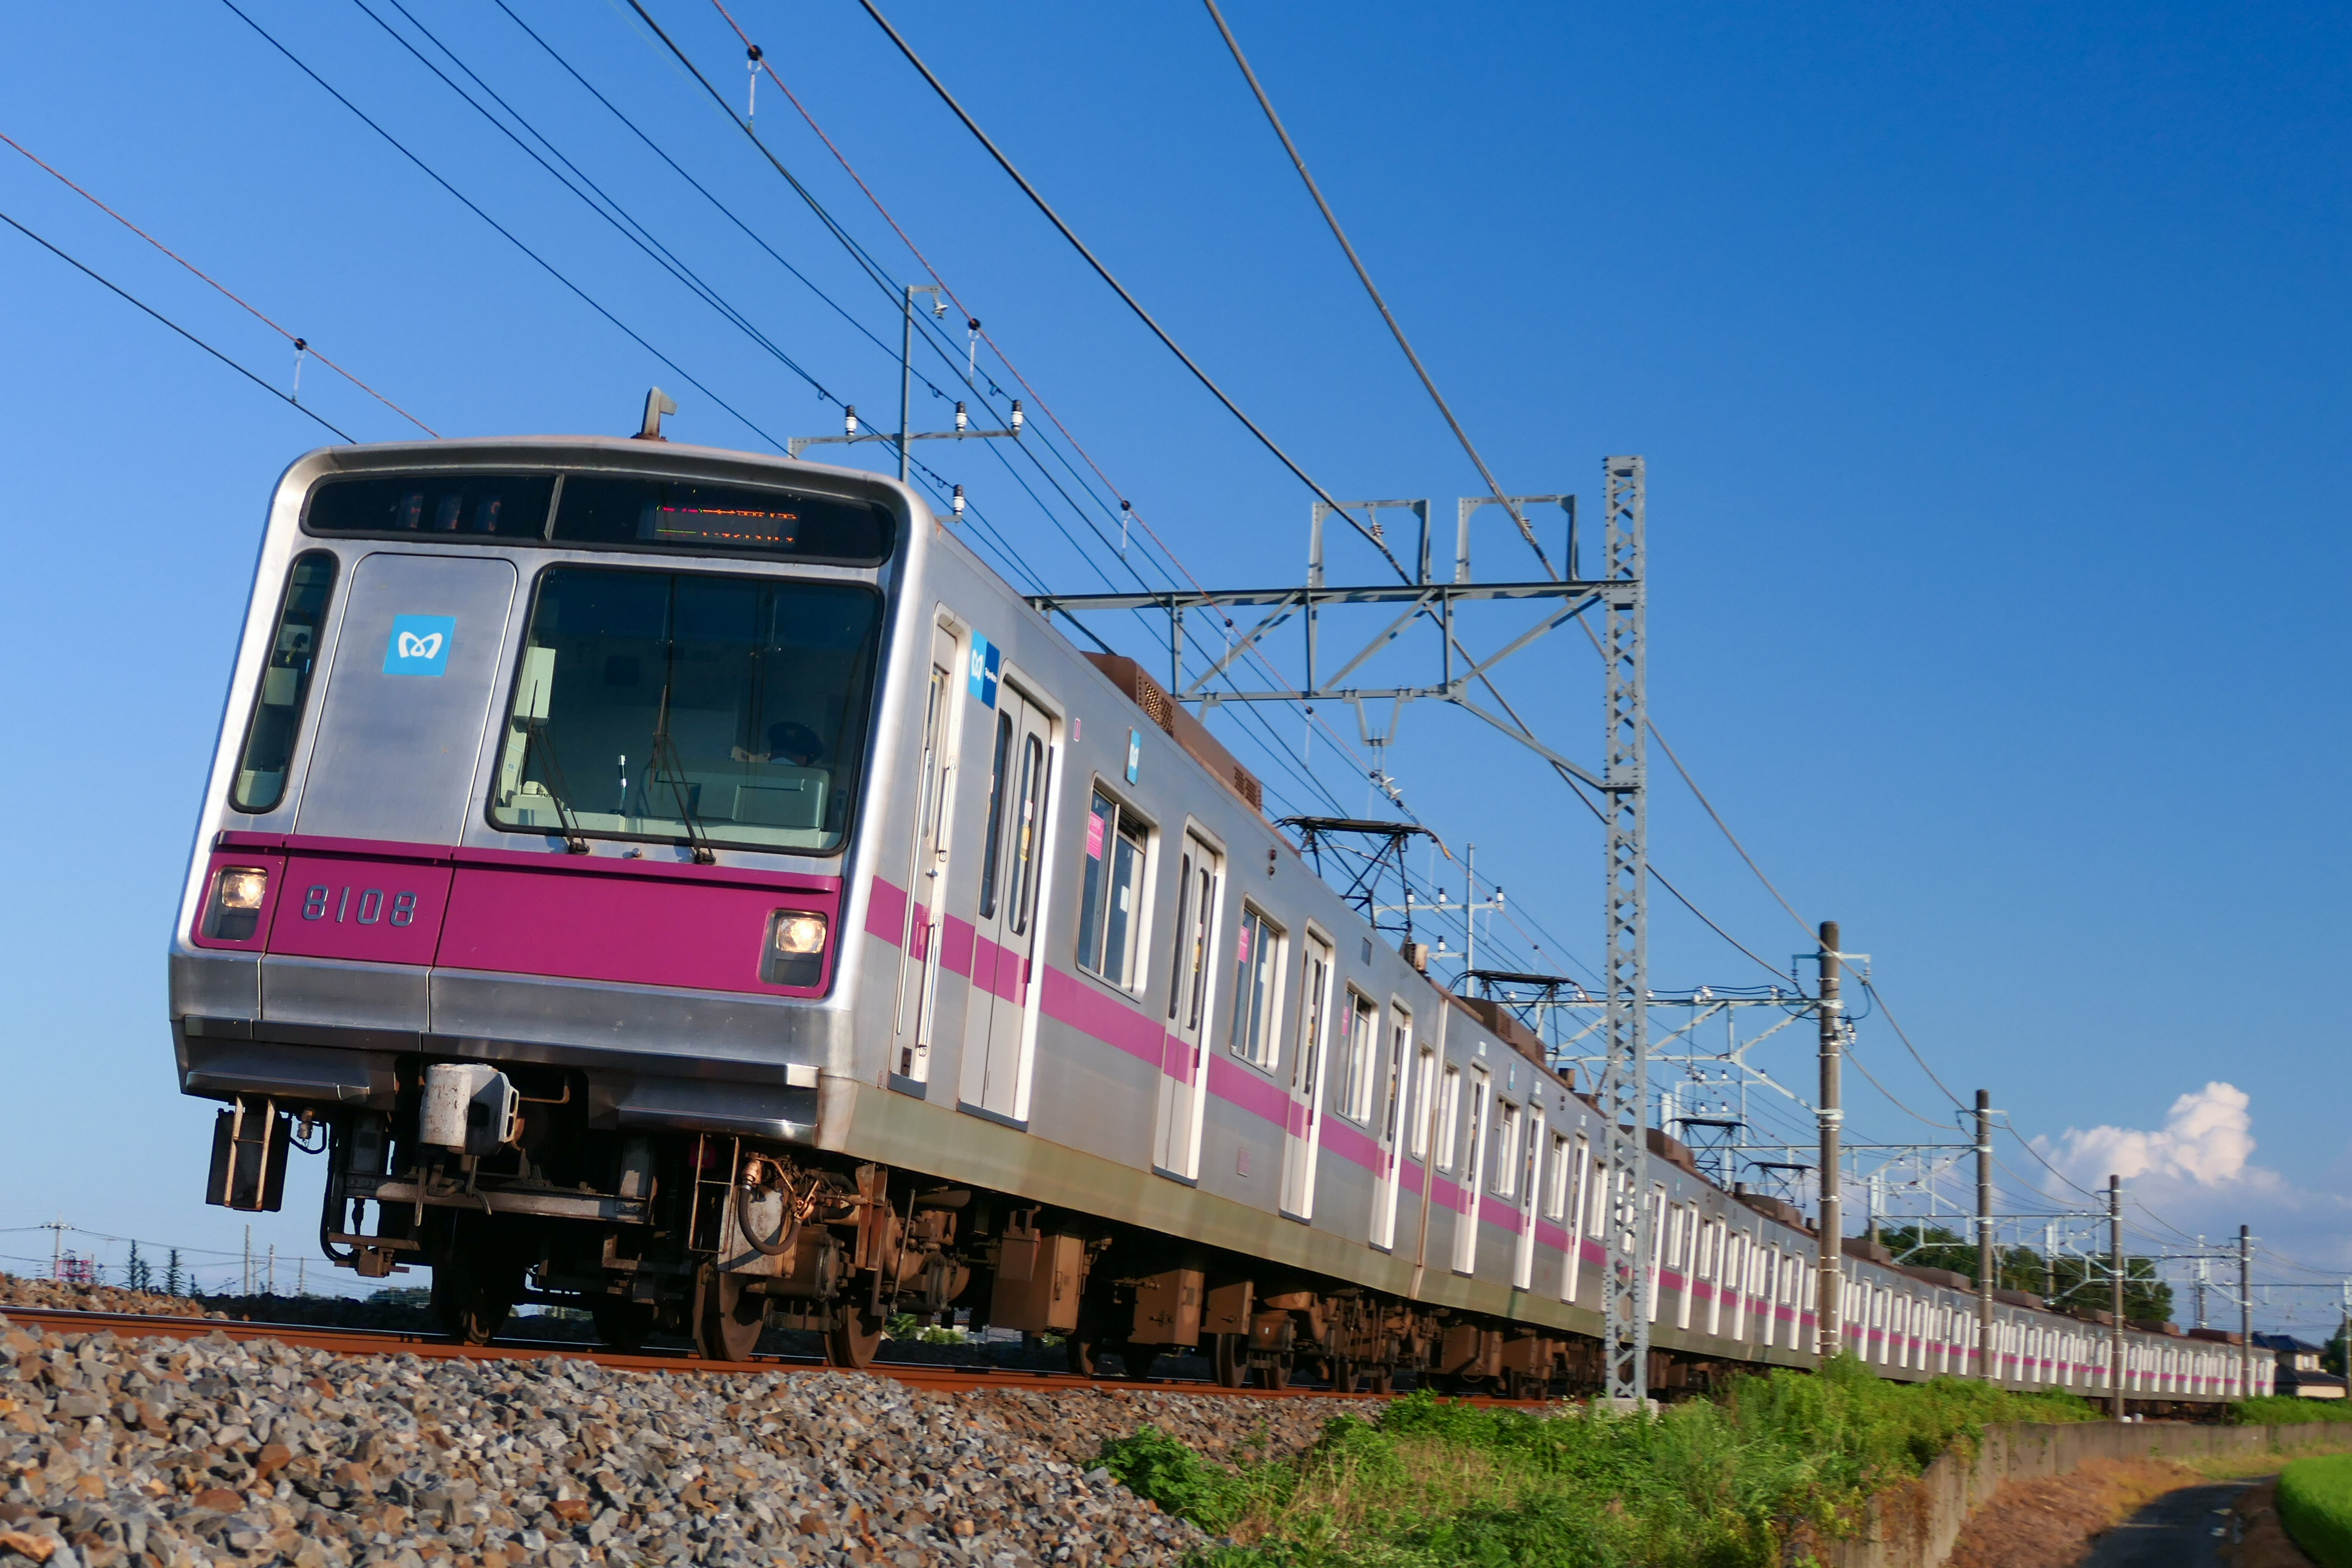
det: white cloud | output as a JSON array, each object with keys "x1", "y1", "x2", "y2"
[
  {"x1": 2045, "y1": 1082, "x2": 2259, "y2": 1187},
  {"x1": 2032, "y1": 1082, "x2": 2352, "y2": 1279}
]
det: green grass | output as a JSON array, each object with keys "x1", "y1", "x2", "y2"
[
  {"x1": 2233, "y1": 1396, "x2": 2352, "y2": 1425},
  {"x1": 1096, "y1": 1356, "x2": 2097, "y2": 1568},
  {"x1": 2279, "y1": 1453, "x2": 2352, "y2": 1568}
]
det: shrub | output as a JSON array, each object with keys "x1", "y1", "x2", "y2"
[
  {"x1": 1099, "y1": 1357, "x2": 2096, "y2": 1568},
  {"x1": 2279, "y1": 1453, "x2": 2352, "y2": 1568},
  {"x1": 2233, "y1": 1396, "x2": 2352, "y2": 1426}
]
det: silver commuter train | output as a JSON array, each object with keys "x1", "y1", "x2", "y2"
[{"x1": 168, "y1": 430, "x2": 2264, "y2": 1405}]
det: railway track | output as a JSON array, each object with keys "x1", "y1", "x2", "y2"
[{"x1": 0, "y1": 1304, "x2": 1549, "y2": 1404}]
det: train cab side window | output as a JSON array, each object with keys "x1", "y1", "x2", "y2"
[
  {"x1": 231, "y1": 551, "x2": 338, "y2": 812},
  {"x1": 1230, "y1": 905, "x2": 1285, "y2": 1071},
  {"x1": 1076, "y1": 790, "x2": 1148, "y2": 988}
]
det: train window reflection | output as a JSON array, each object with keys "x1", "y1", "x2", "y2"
[
  {"x1": 489, "y1": 567, "x2": 881, "y2": 854},
  {"x1": 231, "y1": 551, "x2": 337, "y2": 812}
]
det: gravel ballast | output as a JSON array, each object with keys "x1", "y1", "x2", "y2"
[{"x1": 0, "y1": 1312, "x2": 1365, "y2": 1567}]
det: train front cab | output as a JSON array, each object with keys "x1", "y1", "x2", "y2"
[{"x1": 171, "y1": 439, "x2": 933, "y2": 1356}]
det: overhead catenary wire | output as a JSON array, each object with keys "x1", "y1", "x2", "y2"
[
  {"x1": 1197, "y1": 0, "x2": 1553, "y2": 578},
  {"x1": 845, "y1": 0, "x2": 1406, "y2": 577},
  {"x1": 0, "y1": 132, "x2": 436, "y2": 437},
  {"x1": 214, "y1": 0, "x2": 790, "y2": 453},
  {"x1": 0, "y1": 209, "x2": 352, "y2": 442}
]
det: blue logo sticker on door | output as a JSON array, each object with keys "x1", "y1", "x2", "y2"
[
  {"x1": 967, "y1": 633, "x2": 1001, "y2": 708},
  {"x1": 383, "y1": 615, "x2": 456, "y2": 677}
]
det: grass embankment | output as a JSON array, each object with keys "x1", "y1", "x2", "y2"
[
  {"x1": 2279, "y1": 1454, "x2": 2352, "y2": 1568},
  {"x1": 2236, "y1": 1396, "x2": 2352, "y2": 1426},
  {"x1": 1099, "y1": 1356, "x2": 2096, "y2": 1568}
]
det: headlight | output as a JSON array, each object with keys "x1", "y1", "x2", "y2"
[
  {"x1": 774, "y1": 914, "x2": 828, "y2": 955},
  {"x1": 218, "y1": 868, "x2": 269, "y2": 910},
  {"x1": 764, "y1": 911, "x2": 829, "y2": 987},
  {"x1": 204, "y1": 866, "x2": 269, "y2": 941}
]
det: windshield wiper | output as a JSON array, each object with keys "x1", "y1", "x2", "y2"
[
  {"x1": 650, "y1": 687, "x2": 717, "y2": 864},
  {"x1": 523, "y1": 721, "x2": 590, "y2": 855}
]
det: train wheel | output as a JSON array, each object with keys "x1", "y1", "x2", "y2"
[
  {"x1": 1065, "y1": 1335, "x2": 1100, "y2": 1376},
  {"x1": 431, "y1": 1253, "x2": 518, "y2": 1346},
  {"x1": 590, "y1": 1299, "x2": 655, "y2": 1353},
  {"x1": 1256, "y1": 1353, "x2": 1294, "y2": 1391},
  {"x1": 1368, "y1": 1365, "x2": 1396, "y2": 1396},
  {"x1": 825, "y1": 1299, "x2": 884, "y2": 1370},
  {"x1": 693, "y1": 1267, "x2": 764, "y2": 1362},
  {"x1": 1123, "y1": 1347, "x2": 1159, "y2": 1382},
  {"x1": 1328, "y1": 1357, "x2": 1358, "y2": 1395},
  {"x1": 1212, "y1": 1333, "x2": 1247, "y2": 1388}
]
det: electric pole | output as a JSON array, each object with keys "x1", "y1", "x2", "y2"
[
  {"x1": 2241, "y1": 1225, "x2": 2254, "y2": 1399},
  {"x1": 1976, "y1": 1090, "x2": 1995, "y2": 1380},
  {"x1": 2109, "y1": 1174, "x2": 2125, "y2": 1420},
  {"x1": 1817, "y1": 920, "x2": 1843, "y2": 1362}
]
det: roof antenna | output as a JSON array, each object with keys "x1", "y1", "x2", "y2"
[{"x1": 636, "y1": 388, "x2": 676, "y2": 441}]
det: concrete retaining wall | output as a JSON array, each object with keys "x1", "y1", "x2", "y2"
[{"x1": 1825, "y1": 1421, "x2": 2352, "y2": 1568}]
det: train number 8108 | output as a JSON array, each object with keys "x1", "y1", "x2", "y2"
[{"x1": 300, "y1": 884, "x2": 419, "y2": 927}]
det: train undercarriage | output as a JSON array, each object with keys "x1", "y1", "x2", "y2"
[{"x1": 212, "y1": 1057, "x2": 1730, "y2": 1397}]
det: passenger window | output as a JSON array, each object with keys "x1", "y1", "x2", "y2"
[
  {"x1": 307, "y1": 473, "x2": 555, "y2": 538},
  {"x1": 232, "y1": 551, "x2": 338, "y2": 812},
  {"x1": 1076, "y1": 789, "x2": 1148, "y2": 988},
  {"x1": 1230, "y1": 905, "x2": 1284, "y2": 1070},
  {"x1": 1494, "y1": 1102, "x2": 1523, "y2": 1197},
  {"x1": 1407, "y1": 1044, "x2": 1437, "y2": 1155},
  {"x1": 977, "y1": 712, "x2": 1015, "y2": 917},
  {"x1": 1435, "y1": 1065, "x2": 1463, "y2": 1170},
  {"x1": 1007, "y1": 732, "x2": 1048, "y2": 936},
  {"x1": 1335, "y1": 992, "x2": 1379, "y2": 1122}
]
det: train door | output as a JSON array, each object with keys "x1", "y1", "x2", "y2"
[
  {"x1": 893, "y1": 622, "x2": 963, "y2": 1088},
  {"x1": 1563, "y1": 1135, "x2": 1590, "y2": 1302},
  {"x1": 294, "y1": 552, "x2": 518, "y2": 842},
  {"x1": 1278, "y1": 933, "x2": 1334, "y2": 1220},
  {"x1": 1152, "y1": 829, "x2": 1220, "y2": 1179},
  {"x1": 958, "y1": 682, "x2": 1056, "y2": 1122}
]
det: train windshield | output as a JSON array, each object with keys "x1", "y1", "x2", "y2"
[{"x1": 489, "y1": 567, "x2": 882, "y2": 855}]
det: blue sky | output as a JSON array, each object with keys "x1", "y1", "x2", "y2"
[{"x1": 1, "y1": 1, "x2": 2344, "y2": 1321}]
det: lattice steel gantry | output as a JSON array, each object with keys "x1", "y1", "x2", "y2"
[{"x1": 1023, "y1": 456, "x2": 1653, "y2": 1400}]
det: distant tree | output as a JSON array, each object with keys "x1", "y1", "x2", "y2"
[
  {"x1": 1880, "y1": 1222, "x2": 2174, "y2": 1323},
  {"x1": 165, "y1": 1249, "x2": 184, "y2": 1297},
  {"x1": 125, "y1": 1241, "x2": 149, "y2": 1293}
]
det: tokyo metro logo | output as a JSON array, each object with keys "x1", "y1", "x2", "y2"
[{"x1": 383, "y1": 614, "x2": 456, "y2": 676}]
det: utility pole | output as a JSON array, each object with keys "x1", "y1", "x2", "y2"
[
  {"x1": 1816, "y1": 920, "x2": 1843, "y2": 1362},
  {"x1": 2045, "y1": 1220, "x2": 2058, "y2": 1301},
  {"x1": 2240, "y1": 1225, "x2": 2255, "y2": 1399},
  {"x1": 1976, "y1": 1090, "x2": 1995, "y2": 1381},
  {"x1": 47, "y1": 1218, "x2": 62, "y2": 1282},
  {"x1": 2108, "y1": 1174, "x2": 2126, "y2": 1420},
  {"x1": 2195, "y1": 1236, "x2": 2209, "y2": 1329},
  {"x1": 243, "y1": 1224, "x2": 252, "y2": 1297}
]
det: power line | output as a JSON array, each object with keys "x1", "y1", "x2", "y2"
[
  {"x1": 1197, "y1": 0, "x2": 1553, "y2": 577},
  {"x1": 846, "y1": 0, "x2": 1405, "y2": 575},
  {"x1": 214, "y1": 0, "x2": 788, "y2": 452},
  {"x1": 0, "y1": 207, "x2": 352, "y2": 441},
  {"x1": 0, "y1": 132, "x2": 436, "y2": 437}
]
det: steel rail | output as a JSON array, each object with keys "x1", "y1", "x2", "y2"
[{"x1": 0, "y1": 1306, "x2": 1553, "y2": 1405}]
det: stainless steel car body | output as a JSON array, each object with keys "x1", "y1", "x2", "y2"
[{"x1": 168, "y1": 434, "x2": 2259, "y2": 1399}]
